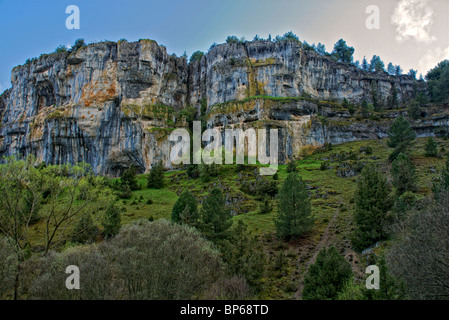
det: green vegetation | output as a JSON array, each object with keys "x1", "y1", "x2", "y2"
[
  {"x1": 425, "y1": 137, "x2": 438, "y2": 157},
  {"x1": 303, "y1": 246, "x2": 353, "y2": 300},
  {"x1": 391, "y1": 153, "x2": 417, "y2": 195},
  {"x1": 275, "y1": 172, "x2": 313, "y2": 240},
  {"x1": 426, "y1": 60, "x2": 449, "y2": 103},
  {"x1": 147, "y1": 161, "x2": 164, "y2": 189},
  {"x1": 171, "y1": 190, "x2": 198, "y2": 226},
  {"x1": 190, "y1": 50, "x2": 204, "y2": 63},
  {"x1": 351, "y1": 165, "x2": 392, "y2": 251},
  {"x1": 1, "y1": 135, "x2": 449, "y2": 300},
  {"x1": 387, "y1": 116, "x2": 416, "y2": 161}
]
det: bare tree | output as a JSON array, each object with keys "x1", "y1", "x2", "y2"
[{"x1": 387, "y1": 191, "x2": 449, "y2": 300}]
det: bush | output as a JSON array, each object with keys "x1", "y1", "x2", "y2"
[
  {"x1": 0, "y1": 238, "x2": 17, "y2": 299},
  {"x1": 425, "y1": 137, "x2": 438, "y2": 157},
  {"x1": 302, "y1": 246, "x2": 353, "y2": 300},
  {"x1": 104, "y1": 220, "x2": 223, "y2": 299}
]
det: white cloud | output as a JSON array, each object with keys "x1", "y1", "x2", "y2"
[
  {"x1": 391, "y1": 0, "x2": 437, "y2": 44},
  {"x1": 418, "y1": 46, "x2": 449, "y2": 75}
]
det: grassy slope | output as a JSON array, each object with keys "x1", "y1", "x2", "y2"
[
  {"x1": 111, "y1": 137, "x2": 448, "y2": 299},
  {"x1": 24, "y1": 137, "x2": 449, "y2": 299}
]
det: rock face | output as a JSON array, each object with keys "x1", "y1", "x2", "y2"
[{"x1": 0, "y1": 39, "x2": 445, "y2": 175}]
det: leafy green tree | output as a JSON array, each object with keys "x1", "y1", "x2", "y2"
[
  {"x1": 302, "y1": 246, "x2": 353, "y2": 300},
  {"x1": 331, "y1": 39, "x2": 355, "y2": 63},
  {"x1": 102, "y1": 203, "x2": 121, "y2": 238},
  {"x1": 352, "y1": 165, "x2": 392, "y2": 251},
  {"x1": 171, "y1": 190, "x2": 198, "y2": 225},
  {"x1": 426, "y1": 60, "x2": 449, "y2": 103},
  {"x1": 199, "y1": 188, "x2": 233, "y2": 243},
  {"x1": 147, "y1": 161, "x2": 164, "y2": 189},
  {"x1": 391, "y1": 153, "x2": 417, "y2": 195},
  {"x1": 387, "y1": 116, "x2": 416, "y2": 161},
  {"x1": 275, "y1": 172, "x2": 314, "y2": 240},
  {"x1": 425, "y1": 137, "x2": 438, "y2": 157}
]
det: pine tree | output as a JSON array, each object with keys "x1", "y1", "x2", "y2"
[
  {"x1": 199, "y1": 188, "x2": 233, "y2": 242},
  {"x1": 120, "y1": 165, "x2": 139, "y2": 191},
  {"x1": 387, "y1": 117, "x2": 416, "y2": 161},
  {"x1": 275, "y1": 172, "x2": 313, "y2": 240},
  {"x1": 352, "y1": 165, "x2": 392, "y2": 251},
  {"x1": 391, "y1": 153, "x2": 417, "y2": 195},
  {"x1": 147, "y1": 161, "x2": 164, "y2": 189},
  {"x1": 172, "y1": 190, "x2": 198, "y2": 225},
  {"x1": 303, "y1": 246, "x2": 353, "y2": 300},
  {"x1": 425, "y1": 137, "x2": 438, "y2": 157},
  {"x1": 362, "y1": 57, "x2": 369, "y2": 71},
  {"x1": 361, "y1": 99, "x2": 369, "y2": 118},
  {"x1": 102, "y1": 204, "x2": 121, "y2": 238}
]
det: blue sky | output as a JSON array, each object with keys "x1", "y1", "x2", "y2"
[{"x1": 0, "y1": 0, "x2": 448, "y2": 94}]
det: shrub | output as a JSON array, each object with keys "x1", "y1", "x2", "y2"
[
  {"x1": 425, "y1": 137, "x2": 438, "y2": 157},
  {"x1": 302, "y1": 246, "x2": 353, "y2": 300}
]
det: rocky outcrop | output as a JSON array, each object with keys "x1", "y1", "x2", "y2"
[{"x1": 0, "y1": 38, "x2": 445, "y2": 175}]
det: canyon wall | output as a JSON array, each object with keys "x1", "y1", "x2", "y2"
[{"x1": 0, "y1": 39, "x2": 444, "y2": 175}]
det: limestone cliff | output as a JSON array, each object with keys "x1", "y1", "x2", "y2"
[{"x1": 0, "y1": 38, "x2": 446, "y2": 175}]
